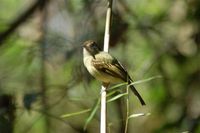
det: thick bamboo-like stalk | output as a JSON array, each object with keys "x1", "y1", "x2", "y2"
[{"x1": 100, "y1": 0, "x2": 113, "y2": 133}]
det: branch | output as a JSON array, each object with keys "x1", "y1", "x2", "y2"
[{"x1": 0, "y1": 0, "x2": 48, "y2": 45}]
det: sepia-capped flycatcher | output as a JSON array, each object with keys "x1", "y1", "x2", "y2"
[{"x1": 83, "y1": 40, "x2": 145, "y2": 105}]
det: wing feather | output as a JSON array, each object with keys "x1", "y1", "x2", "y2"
[
  {"x1": 92, "y1": 57, "x2": 128, "y2": 81},
  {"x1": 91, "y1": 52, "x2": 146, "y2": 105}
]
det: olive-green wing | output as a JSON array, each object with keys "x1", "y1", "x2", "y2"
[
  {"x1": 93, "y1": 52, "x2": 146, "y2": 105},
  {"x1": 92, "y1": 53, "x2": 128, "y2": 81}
]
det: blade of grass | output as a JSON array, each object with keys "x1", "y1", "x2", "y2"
[
  {"x1": 107, "y1": 75, "x2": 162, "y2": 93},
  {"x1": 107, "y1": 82, "x2": 128, "y2": 91},
  {"x1": 61, "y1": 109, "x2": 91, "y2": 118},
  {"x1": 107, "y1": 93, "x2": 128, "y2": 103},
  {"x1": 128, "y1": 113, "x2": 151, "y2": 119},
  {"x1": 129, "y1": 75, "x2": 163, "y2": 86},
  {"x1": 84, "y1": 98, "x2": 100, "y2": 130}
]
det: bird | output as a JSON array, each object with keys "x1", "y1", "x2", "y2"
[{"x1": 83, "y1": 40, "x2": 145, "y2": 105}]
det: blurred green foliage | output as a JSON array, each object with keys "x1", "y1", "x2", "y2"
[{"x1": 0, "y1": 0, "x2": 200, "y2": 133}]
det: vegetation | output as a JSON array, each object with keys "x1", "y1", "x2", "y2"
[{"x1": 0, "y1": 0, "x2": 200, "y2": 133}]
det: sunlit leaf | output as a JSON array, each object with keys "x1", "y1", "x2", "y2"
[{"x1": 128, "y1": 113, "x2": 151, "y2": 119}]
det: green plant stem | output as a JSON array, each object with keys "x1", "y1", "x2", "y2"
[{"x1": 124, "y1": 85, "x2": 129, "y2": 133}]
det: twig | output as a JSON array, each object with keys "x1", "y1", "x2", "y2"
[
  {"x1": 39, "y1": 1, "x2": 50, "y2": 133},
  {"x1": 101, "y1": 0, "x2": 113, "y2": 133}
]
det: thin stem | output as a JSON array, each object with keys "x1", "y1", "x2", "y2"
[
  {"x1": 124, "y1": 86, "x2": 130, "y2": 133},
  {"x1": 101, "y1": 0, "x2": 113, "y2": 133},
  {"x1": 103, "y1": 0, "x2": 113, "y2": 52},
  {"x1": 101, "y1": 85, "x2": 107, "y2": 133}
]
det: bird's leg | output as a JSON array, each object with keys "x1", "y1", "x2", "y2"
[
  {"x1": 101, "y1": 82, "x2": 110, "y2": 94},
  {"x1": 103, "y1": 82, "x2": 110, "y2": 88}
]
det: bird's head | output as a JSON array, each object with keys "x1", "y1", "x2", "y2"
[{"x1": 83, "y1": 40, "x2": 101, "y2": 57}]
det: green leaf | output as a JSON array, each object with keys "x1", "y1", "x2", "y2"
[
  {"x1": 107, "y1": 82, "x2": 128, "y2": 92},
  {"x1": 61, "y1": 109, "x2": 91, "y2": 118},
  {"x1": 128, "y1": 75, "x2": 163, "y2": 86},
  {"x1": 84, "y1": 98, "x2": 100, "y2": 130},
  {"x1": 107, "y1": 93, "x2": 128, "y2": 103},
  {"x1": 128, "y1": 113, "x2": 151, "y2": 119}
]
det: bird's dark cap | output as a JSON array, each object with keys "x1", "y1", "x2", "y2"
[{"x1": 83, "y1": 40, "x2": 96, "y2": 47}]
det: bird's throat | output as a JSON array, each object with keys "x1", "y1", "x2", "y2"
[{"x1": 83, "y1": 48, "x2": 96, "y2": 59}]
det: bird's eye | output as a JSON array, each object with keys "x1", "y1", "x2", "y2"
[{"x1": 91, "y1": 43, "x2": 97, "y2": 49}]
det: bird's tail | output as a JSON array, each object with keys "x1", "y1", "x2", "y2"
[{"x1": 128, "y1": 80, "x2": 146, "y2": 106}]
